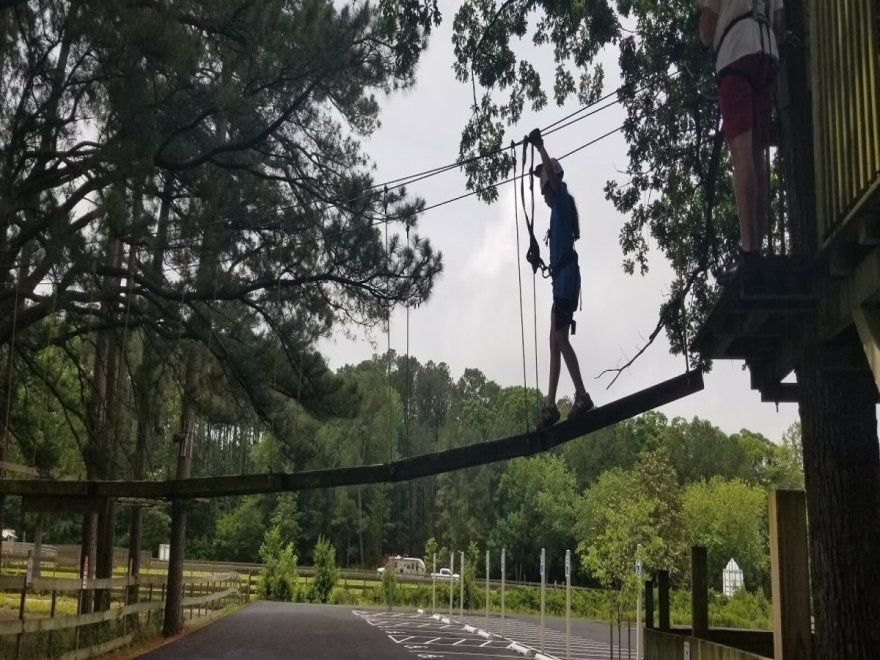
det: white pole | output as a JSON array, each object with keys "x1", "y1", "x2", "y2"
[
  {"x1": 459, "y1": 551, "x2": 464, "y2": 619},
  {"x1": 566, "y1": 549, "x2": 571, "y2": 660},
  {"x1": 449, "y1": 552, "x2": 454, "y2": 618},
  {"x1": 501, "y1": 548, "x2": 506, "y2": 638},
  {"x1": 485, "y1": 549, "x2": 490, "y2": 627},
  {"x1": 540, "y1": 547, "x2": 546, "y2": 653},
  {"x1": 636, "y1": 544, "x2": 643, "y2": 660},
  {"x1": 432, "y1": 553, "x2": 436, "y2": 614}
]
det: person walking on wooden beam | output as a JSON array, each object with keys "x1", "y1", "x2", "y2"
[
  {"x1": 526, "y1": 128, "x2": 594, "y2": 431},
  {"x1": 700, "y1": 0, "x2": 785, "y2": 278}
]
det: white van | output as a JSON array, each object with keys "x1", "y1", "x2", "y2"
[{"x1": 377, "y1": 555, "x2": 426, "y2": 577}]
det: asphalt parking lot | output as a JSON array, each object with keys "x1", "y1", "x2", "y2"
[{"x1": 138, "y1": 602, "x2": 633, "y2": 660}]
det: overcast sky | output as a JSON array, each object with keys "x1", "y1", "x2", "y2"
[{"x1": 319, "y1": 2, "x2": 800, "y2": 443}]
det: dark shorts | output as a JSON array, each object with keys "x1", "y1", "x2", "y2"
[
  {"x1": 718, "y1": 53, "x2": 776, "y2": 145},
  {"x1": 552, "y1": 297, "x2": 577, "y2": 329}
]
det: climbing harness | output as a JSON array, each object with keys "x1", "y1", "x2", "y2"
[
  {"x1": 714, "y1": 0, "x2": 778, "y2": 93},
  {"x1": 716, "y1": 0, "x2": 773, "y2": 59}
]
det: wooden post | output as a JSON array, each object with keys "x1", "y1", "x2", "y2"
[
  {"x1": 770, "y1": 490, "x2": 813, "y2": 660},
  {"x1": 644, "y1": 579, "x2": 654, "y2": 629},
  {"x1": 658, "y1": 570, "x2": 670, "y2": 631},
  {"x1": 691, "y1": 546, "x2": 709, "y2": 639},
  {"x1": 16, "y1": 578, "x2": 26, "y2": 660},
  {"x1": 48, "y1": 589, "x2": 57, "y2": 655}
]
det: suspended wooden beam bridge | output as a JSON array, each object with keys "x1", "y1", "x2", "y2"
[{"x1": 1, "y1": 370, "x2": 702, "y2": 504}]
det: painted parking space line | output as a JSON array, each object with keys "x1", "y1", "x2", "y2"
[
  {"x1": 457, "y1": 613, "x2": 628, "y2": 660},
  {"x1": 354, "y1": 609, "x2": 631, "y2": 660},
  {"x1": 353, "y1": 610, "x2": 528, "y2": 658}
]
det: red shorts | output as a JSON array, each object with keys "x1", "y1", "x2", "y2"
[{"x1": 717, "y1": 53, "x2": 777, "y2": 146}]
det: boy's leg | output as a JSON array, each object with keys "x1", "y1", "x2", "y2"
[
  {"x1": 546, "y1": 306, "x2": 561, "y2": 404},
  {"x1": 559, "y1": 331, "x2": 586, "y2": 397},
  {"x1": 719, "y1": 56, "x2": 765, "y2": 254},
  {"x1": 728, "y1": 129, "x2": 759, "y2": 252}
]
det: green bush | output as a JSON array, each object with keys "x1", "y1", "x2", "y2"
[
  {"x1": 257, "y1": 525, "x2": 298, "y2": 601},
  {"x1": 709, "y1": 589, "x2": 771, "y2": 629},
  {"x1": 311, "y1": 536, "x2": 339, "y2": 603},
  {"x1": 382, "y1": 562, "x2": 397, "y2": 610}
]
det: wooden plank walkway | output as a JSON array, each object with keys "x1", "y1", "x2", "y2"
[{"x1": 0, "y1": 371, "x2": 703, "y2": 500}]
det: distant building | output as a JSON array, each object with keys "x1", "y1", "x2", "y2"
[
  {"x1": 722, "y1": 558, "x2": 744, "y2": 596},
  {"x1": 1, "y1": 529, "x2": 16, "y2": 541}
]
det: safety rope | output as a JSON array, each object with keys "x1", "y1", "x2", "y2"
[
  {"x1": 520, "y1": 140, "x2": 549, "y2": 278},
  {"x1": 383, "y1": 186, "x2": 392, "y2": 463},
  {"x1": 510, "y1": 141, "x2": 531, "y2": 433},
  {"x1": 405, "y1": 221, "x2": 411, "y2": 457},
  {"x1": 527, "y1": 144, "x2": 541, "y2": 416}
]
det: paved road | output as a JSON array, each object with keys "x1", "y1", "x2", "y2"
[{"x1": 138, "y1": 602, "x2": 636, "y2": 660}]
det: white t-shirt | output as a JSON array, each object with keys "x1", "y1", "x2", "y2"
[{"x1": 702, "y1": 0, "x2": 783, "y2": 72}]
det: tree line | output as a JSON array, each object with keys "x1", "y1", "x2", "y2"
[{"x1": 5, "y1": 349, "x2": 803, "y2": 596}]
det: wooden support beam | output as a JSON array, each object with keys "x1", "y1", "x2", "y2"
[
  {"x1": 691, "y1": 546, "x2": 709, "y2": 639},
  {"x1": 857, "y1": 218, "x2": 880, "y2": 246},
  {"x1": 769, "y1": 490, "x2": 813, "y2": 660},
  {"x1": 658, "y1": 570, "x2": 670, "y2": 632},
  {"x1": 21, "y1": 495, "x2": 107, "y2": 514},
  {"x1": 852, "y1": 304, "x2": 880, "y2": 394},
  {"x1": 0, "y1": 370, "x2": 703, "y2": 500},
  {"x1": 825, "y1": 244, "x2": 880, "y2": 339},
  {"x1": 760, "y1": 383, "x2": 800, "y2": 403},
  {"x1": 644, "y1": 579, "x2": 654, "y2": 629}
]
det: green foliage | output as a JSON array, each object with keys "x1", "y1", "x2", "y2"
[
  {"x1": 213, "y1": 497, "x2": 268, "y2": 562},
  {"x1": 381, "y1": 559, "x2": 397, "y2": 610},
  {"x1": 258, "y1": 525, "x2": 299, "y2": 602},
  {"x1": 492, "y1": 454, "x2": 578, "y2": 580},
  {"x1": 139, "y1": 507, "x2": 172, "y2": 554},
  {"x1": 462, "y1": 541, "x2": 480, "y2": 611},
  {"x1": 423, "y1": 537, "x2": 439, "y2": 572},
  {"x1": 271, "y1": 493, "x2": 301, "y2": 549},
  {"x1": 576, "y1": 448, "x2": 687, "y2": 594},
  {"x1": 311, "y1": 536, "x2": 339, "y2": 604},
  {"x1": 708, "y1": 589, "x2": 772, "y2": 629},
  {"x1": 682, "y1": 477, "x2": 769, "y2": 590}
]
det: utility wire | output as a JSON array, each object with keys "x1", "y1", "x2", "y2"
[{"x1": 8, "y1": 122, "x2": 629, "y2": 289}]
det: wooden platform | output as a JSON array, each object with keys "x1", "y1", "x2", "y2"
[{"x1": 693, "y1": 256, "x2": 817, "y2": 401}]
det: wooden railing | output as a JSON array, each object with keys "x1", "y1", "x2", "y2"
[
  {"x1": 811, "y1": 0, "x2": 880, "y2": 247},
  {"x1": 0, "y1": 571, "x2": 242, "y2": 660}
]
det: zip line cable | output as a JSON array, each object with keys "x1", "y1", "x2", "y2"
[
  {"x1": 3, "y1": 71, "x2": 683, "y2": 287},
  {"x1": 8, "y1": 122, "x2": 628, "y2": 293},
  {"x1": 140, "y1": 76, "x2": 657, "y2": 240},
  {"x1": 7, "y1": 71, "x2": 679, "y2": 282}
]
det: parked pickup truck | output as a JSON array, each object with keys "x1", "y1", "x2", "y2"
[{"x1": 431, "y1": 567, "x2": 460, "y2": 580}]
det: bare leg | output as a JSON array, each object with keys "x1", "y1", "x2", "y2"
[
  {"x1": 754, "y1": 144, "x2": 769, "y2": 250},
  {"x1": 546, "y1": 307, "x2": 561, "y2": 405},
  {"x1": 559, "y1": 333, "x2": 587, "y2": 397},
  {"x1": 728, "y1": 129, "x2": 760, "y2": 252}
]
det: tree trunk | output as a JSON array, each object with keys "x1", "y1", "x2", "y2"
[
  {"x1": 79, "y1": 513, "x2": 98, "y2": 614},
  {"x1": 796, "y1": 345, "x2": 880, "y2": 659},
  {"x1": 32, "y1": 513, "x2": 43, "y2": 579},
  {"x1": 162, "y1": 366, "x2": 197, "y2": 638},
  {"x1": 128, "y1": 186, "x2": 169, "y2": 605}
]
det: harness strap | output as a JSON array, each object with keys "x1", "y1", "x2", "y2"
[
  {"x1": 520, "y1": 140, "x2": 548, "y2": 277},
  {"x1": 549, "y1": 251, "x2": 578, "y2": 280},
  {"x1": 715, "y1": 2, "x2": 775, "y2": 78}
]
